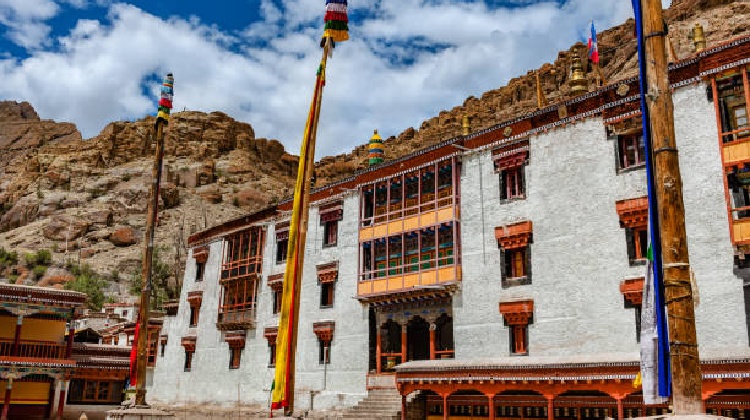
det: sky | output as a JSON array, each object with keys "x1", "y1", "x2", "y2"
[{"x1": 0, "y1": 0, "x2": 670, "y2": 158}]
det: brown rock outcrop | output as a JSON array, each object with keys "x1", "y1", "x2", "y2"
[
  {"x1": 110, "y1": 226, "x2": 138, "y2": 247},
  {"x1": 42, "y1": 214, "x2": 89, "y2": 242}
]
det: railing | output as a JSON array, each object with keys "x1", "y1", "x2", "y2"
[
  {"x1": 221, "y1": 256, "x2": 263, "y2": 281},
  {"x1": 0, "y1": 339, "x2": 67, "y2": 359},
  {"x1": 217, "y1": 307, "x2": 256, "y2": 329},
  {"x1": 362, "y1": 186, "x2": 455, "y2": 228}
]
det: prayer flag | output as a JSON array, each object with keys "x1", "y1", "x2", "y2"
[
  {"x1": 639, "y1": 227, "x2": 668, "y2": 405},
  {"x1": 588, "y1": 21, "x2": 599, "y2": 64},
  {"x1": 323, "y1": 0, "x2": 349, "y2": 43}
]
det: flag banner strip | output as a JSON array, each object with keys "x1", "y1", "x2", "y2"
[
  {"x1": 630, "y1": 0, "x2": 671, "y2": 398},
  {"x1": 272, "y1": 61, "x2": 327, "y2": 411},
  {"x1": 323, "y1": 0, "x2": 348, "y2": 43},
  {"x1": 156, "y1": 73, "x2": 174, "y2": 125},
  {"x1": 324, "y1": 11, "x2": 348, "y2": 22}
]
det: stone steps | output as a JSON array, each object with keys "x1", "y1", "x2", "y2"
[{"x1": 336, "y1": 389, "x2": 403, "y2": 419}]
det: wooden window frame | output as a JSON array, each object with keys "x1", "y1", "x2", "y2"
[
  {"x1": 318, "y1": 339, "x2": 331, "y2": 365},
  {"x1": 617, "y1": 133, "x2": 646, "y2": 170},
  {"x1": 189, "y1": 305, "x2": 199, "y2": 327},
  {"x1": 323, "y1": 219, "x2": 338, "y2": 247},
  {"x1": 500, "y1": 166, "x2": 526, "y2": 200},
  {"x1": 320, "y1": 282, "x2": 334, "y2": 308},
  {"x1": 276, "y1": 237, "x2": 288, "y2": 264},
  {"x1": 229, "y1": 347, "x2": 242, "y2": 369},
  {"x1": 195, "y1": 262, "x2": 205, "y2": 282},
  {"x1": 184, "y1": 349, "x2": 194, "y2": 372}
]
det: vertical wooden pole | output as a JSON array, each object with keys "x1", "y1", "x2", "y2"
[
  {"x1": 442, "y1": 394, "x2": 448, "y2": 420},
  {"x1": 135, "y1": 117, "x2": 166, "y2": 407},
  {"x1": 640, "y1": 0, "x2": 702, "y2": 414},
  {"x1": 11, "y1": 314, "x2": 22, "y2": 357},
  {"x1": 429, "y1": 325, "x2": 436, "y2": 360},
  {"x1": 401, "y1": 325, "x2": 407, "y2": 363},
  {"x1": 488, "y1": 394, "x2": 496, "y2": 420},
  {"x1": 401, "y1": 394, "x2": 407, "y2": 420},
  {"x1": 546, "y1": 395, "x2": 554, "y2": 420},
  {"x1": 56, "y1": 379, "x2": 66, "y2": 419},
  {"x1": 376, "y1": 328, "x2": 382, "y2": 373},
  {"x1": 1, "y1": 379, "x2": 11, "y2": 420}
]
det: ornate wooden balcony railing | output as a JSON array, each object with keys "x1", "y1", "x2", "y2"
[
  {"x1": 0, "y1": 339, "x2": 67, "y2": 359},
  {"x1": 216, "y1": 307, "x2": 256, "y2": 331}
]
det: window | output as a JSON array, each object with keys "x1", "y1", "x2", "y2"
[
  {"x1": 187, "y1": 291, "x2": 202, "y2": 328},
  {"x1": 323, "y1": 220, "x2": 338, "y2": 247},
  {"x1": 499, "y1": 300, "x2": 533, "y2": 356},
  {"x1": 184, "y1": 349, "x2": 194, "y2": 371},
  {"x1": 320, "y1": 282, "x2": 334, "y2": 308},
  {"x1": 195, "y1": 262, "x2": 205, "y2": 281},
  {"x1": 504, "y1": 248, "x2": 527, "y2": 278},
  {"x1": 616, "y1": 197, "x2": 648, "y2": 266},
  {"x1": 276, "y1": 238, "x2": 288, "y2": 263},
  {"x1": 189, "y1": 305, "x2": 199, "y2": 327},
  {"x1": 716, "y1": 73, "x2": 750, "y2": 143},
  {"x1": 617, "y1": 133, "x2": 646, "y2": 170},
  {"x1": 494, "y1": 144, "x2": 529, "y2": 201},
  {"x1": 620, "y1": 277, "x2": 644, "y2": 342},
  {"x1": 509, "y1": 324, "x2": 529, "y2": 355},
  {"x1": 265, "y1": 327, "x2": 278, "y2": 367},
  {"x1": 272, "y1": 289, "x2": 282, "y2": 314},
  {"x1": 500, "y1": 166, "x2": 526, "y2": 200},
  {"x1": 318, "y1": 339, "x2": 330, "y2": 364},
  {"x1": 313, "y1": 321, "x2": 334, "y2": 365},
  {"x1": 229, "y1": 347, "x2": 242, "y2": 369},
  {"x1": 68, "y1": 380, "x2": 124, "y2": 404},
  {"x1": 626, "y1": 226, "x2": 649, "y2": 265},
  {"x1": 269, "y1": 342, "x2": 277, "y2": 367}
]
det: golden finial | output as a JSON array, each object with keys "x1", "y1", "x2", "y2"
[
  {"x1": 569, "y1": 49, "x2": 588, "y2": 96},
  {"x1": 462, "y1": 115, "x2": 470, "y2": 136},
  {"x1": 690, "y1": 23, "x2": 706, "y2": 53}
]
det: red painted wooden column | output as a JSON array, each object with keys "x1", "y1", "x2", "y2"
[
  {"x1": 429, "y1": 325, "x2": 436, "y2": 360},
  {"x1": 488, "y1": 394, "x2": 495, "y2": 420},
  {"x1": 617, "y1": 397, "x2": 624, "y2": 420},
  {"x1": 546, "y1": 395, "x2": 554, "y2": 420},
  {"x1": 1, "y1": 379, "x2": 11, "y2": 420},
  {"x1": 442, "y1": 394, "x2": 448, "y2": 420},
  {"x1": 56, "y1": 380, "x2": 66, "y2": 419},
  {"x1": 401, "y1": 394, "x2": 406, "y2": 420},
  {"x1": 376, "y1": 329, "x2": 382, "y2": 373},
  {"x1": 401, "y1": 325, "x2": 407, "y2": 364},
  {"x1": 11, "y1": 314, "x2": 22, "y2": 357}
]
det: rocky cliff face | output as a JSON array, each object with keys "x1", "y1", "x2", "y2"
[{"x1": 0, "y1": 0, "x2": 747, "y2": 298}]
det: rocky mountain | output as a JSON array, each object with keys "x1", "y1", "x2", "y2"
[{"x1": 0, "y1": 0, "x2": 747, "y2": 300}]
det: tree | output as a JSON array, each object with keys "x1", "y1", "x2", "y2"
[
  {"x1": 130, "y1": 246, "x2": 179, "y2": 309},
  {"x1": 65, "y1": 264, "x2": 106, "y2": 310}
]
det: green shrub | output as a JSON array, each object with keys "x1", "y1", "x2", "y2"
[
  {"x1": 32, "y1": 265, "x2": 47, "y2": 279},
  {"x1": 65, "y1": 264, "x2": 106, "y2": 310}
]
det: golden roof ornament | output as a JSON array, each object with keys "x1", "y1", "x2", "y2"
[
  {"x1": 569, "y1": 49, "x2": 588, "y2": 96},
  {"x1": 462, "y1": 115, "x2": 471, "y2": 136},
  {"x1": 690, "y1": 23, "x2": 706, "y2": 53}
]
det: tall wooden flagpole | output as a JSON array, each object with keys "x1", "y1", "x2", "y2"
[
  {"x1": 639, "y1": 0, "x2": 703, "y2": 413},
  {"x1": 272, "y1": 1, "x2": 349, "y2": 416},
  {"x1": 135, "y1": 73, "x2": 174, "y2": 407}
]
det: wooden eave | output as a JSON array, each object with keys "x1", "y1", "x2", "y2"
[
  {"x1": 499, "y1": 299, "x2": 534, "y2": 326},
  {"x1": 619, "y1": 277, "x2": 645, "y2": 306},
  {"x1": 188, "y1": 206, "x2": 277, "y2": 247},
  {"x1": 495, "y1": 221, "x2": 533, "y2": 250},
  {"x1": 358, "y1": 283, "x2": 459, "y2": 306},
  {"x1": 0, "y1": 284, "x2": 86, "y2": 308},
  {"x1": 615, "y1": 197, "x2": 648, "y2": 229}
]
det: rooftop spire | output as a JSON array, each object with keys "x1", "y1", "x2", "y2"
[{"x1": 368, "y1": 129, "x2": 384, "y2": 166}]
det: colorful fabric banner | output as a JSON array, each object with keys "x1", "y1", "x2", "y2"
[
  {"x1": 368, "y1": 129, "x2": 384, "y2": 166},
  {"x1": 323, "y1": 0, "x2": 349, "y2": 43},
  {"x1": 588, "y1": 21, "x2": 599, "y2": 64},
  {"x1": 156, "y1": 73, "x2": 174, "y2": 125},
  {"x1": 271, "y1": 58, "x2": 328, "y2": 414},
  {"x1": 640, "y1": 224, "x2": 669, "y2": 404},
  {"x1": 631, "y1": 0, "x2": 671, "y2": 399},
  {"x1": 128, "y1": 314, "x2": 140, "y2": 387}
]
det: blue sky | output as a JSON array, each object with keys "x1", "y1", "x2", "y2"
[{"x1": 0, "y1": 0, "x2": 668, "y2": 157}]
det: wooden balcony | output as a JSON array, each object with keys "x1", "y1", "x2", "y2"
[
  {"x1": 733, "y1": 216, "x2": 750, "y2": 245},
  {"x1": 357, "y1": 260, "x2": 461, "y2": 299},
  {"x1": 216, "y1": 308, "x2": 256, "y2": 331},
  {"x1": 723, "y1": 136, "x2": 750, "y2": 167},
  {"x1": 0, "y1": 339, "x2": 67, "y2": 360}
]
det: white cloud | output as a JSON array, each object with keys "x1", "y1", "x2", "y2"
[
  {"x1": 0, "y1": 1, "x2": 643, "y2": 158},
  {"x1": 0, "y1": 0, "x2": 59, "y2": 49}
]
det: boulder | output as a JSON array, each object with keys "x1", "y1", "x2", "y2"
[
  {"x1": 42, "y1": 214, "x2": 89, "y2": 241},
  {"x1": 110, "y1": 226, "x2": 138, "y2": 247}
]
